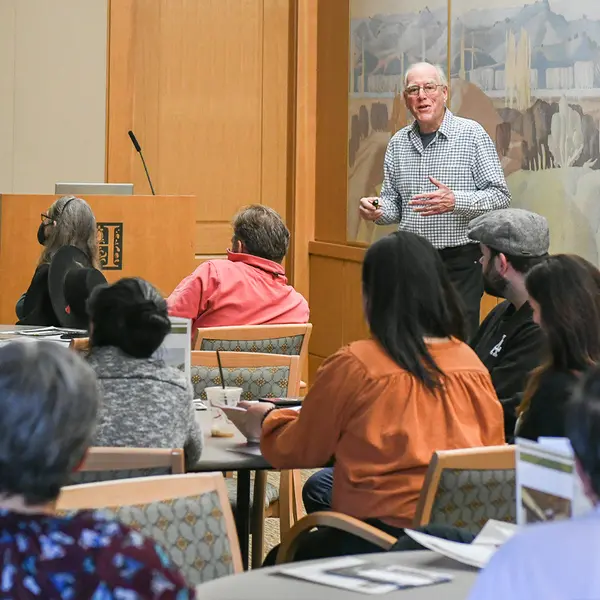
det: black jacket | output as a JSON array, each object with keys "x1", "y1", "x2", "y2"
[
  {"x1": 15, "y1": 264, "x2": 60, "y2": 326},
  {"x1": 516, "y1": 370, "x2": 578, "y2": 441},
  {"x1": 471, "y1": 300, "x2": 545, "y2": 438}
]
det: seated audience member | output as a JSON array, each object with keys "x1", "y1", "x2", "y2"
[
  {"x1": 468, "y1": 365, "x2": 600, "y2": 599},
  {"x1": 515, "y1": 255, "x2": 600, "y2": 441},
  {"x1": 167, "y1": 205, "x2": 309, "y2": 336},
  {"x1": 243, "y1": 231, "x2": 505, "y2": 563},
  {"x1": 468, "y1": 208, "x2": 549, "y2": 439},
  {"x1": 17, "y1": 195, "x2": 100, "y2": 326},
  {"x1": 0, "y1": 341, "x2": 193, "y2": 597},
  {"x1": 86, "y1": 277, "x2": 203, "y2": 465}
]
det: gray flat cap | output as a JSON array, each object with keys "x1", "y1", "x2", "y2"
[{"x1": 467, "y1": 208, "x2": 549, "y2": 257}]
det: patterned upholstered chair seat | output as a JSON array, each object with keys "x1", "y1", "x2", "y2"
[
  {"x1": 101, "y1": 491, "x2": 236, "y2": 586},
  {"x1": 428, "y1": 468, "x2": 516, "y2": 535},
  {"x1": 199, "y1": 335, "x2": 304, "y2": 356}
]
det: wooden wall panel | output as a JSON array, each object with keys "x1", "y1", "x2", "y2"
[
  {"x1": 107, "y1": 0, "x2": 295, "y2": 281},
  {"x1": 313, "y1": 0, "x2": 349, "y2": 245},
  {"x1": 290, "y1": 0, "x2": 317, "y2": 300},
  {"x1": 309, "y1": 255, "x2": 344, "y2": 359}
]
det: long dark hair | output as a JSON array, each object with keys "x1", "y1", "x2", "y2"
[
  {"x1": 519, "y1": 255, "x2": 600, "y2": 415},
  {"x1": 362, "y1": 231, "x2": 466, "y2": 391}
]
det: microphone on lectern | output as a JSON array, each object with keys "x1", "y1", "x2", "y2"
[{"x1": 128, "y1": 130, "x2": 156, "y2": 195}]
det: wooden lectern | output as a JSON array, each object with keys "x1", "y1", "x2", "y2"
[{"x1": 0, "y1": 194, "x2": 196, "y2": 324}]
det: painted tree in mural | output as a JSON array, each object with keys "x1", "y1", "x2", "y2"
[{"x1": 548, "y1": 96, "x2": 584, "y2": 168}]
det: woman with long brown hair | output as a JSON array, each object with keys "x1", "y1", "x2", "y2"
[
  {"x1": 16, "y1": 195, "x2": 100, "y2": 326},
  {"x1": 516, "y1": 254, "x2": 600, "y2": 440}
]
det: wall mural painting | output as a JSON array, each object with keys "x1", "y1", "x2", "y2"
[
  {"x1": 348, "y1": 0, "x2": 600, "y2": 264},
  {"x1": 452, "y1": 0, "x2": 600, "y2": 263}
]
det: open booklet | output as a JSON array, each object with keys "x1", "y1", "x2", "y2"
[
  {"x1": 516, "y1": 436, "x2": 593, "y2": 525},
  {"x1": 403, "y1": 519, "x2": 518, "y2": 569},
  {"x1": 276, "y1": 556, "x2": 453, "y2": 595}
]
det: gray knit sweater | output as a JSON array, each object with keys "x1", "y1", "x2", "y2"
[{"x1": 86, "y1": 346, "x2": 203, "y2": 465}]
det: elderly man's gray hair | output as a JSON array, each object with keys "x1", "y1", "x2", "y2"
[
  {"x1": 404, "y1": 62, "x2": 448, "y2": 88},
  {"x1": 0, "y1": 341, "x2": 99, "y2": 505}
]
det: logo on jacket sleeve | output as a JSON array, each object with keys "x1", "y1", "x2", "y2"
[{"x1": 489, "y1": 334, "x2": 507, "y2": 358}]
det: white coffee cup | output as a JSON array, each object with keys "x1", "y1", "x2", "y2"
[{"x1": 205, "y1": 386, "x2": 243, "y2": 437}]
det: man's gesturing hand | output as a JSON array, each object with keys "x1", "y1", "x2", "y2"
[{"x1": 408, "y1": 177, "x2": 455, "y2": 216}]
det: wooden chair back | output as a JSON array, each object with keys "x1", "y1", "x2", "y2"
[
  {"x1": 57, "y1": 473, "x2": 243, "y2": 582},
  {"x1": 413, "y1": 445, "x2": 516, "y2": 533},
  {"x1": 72, "y1": 447, "x2": 184, "y2": 484}
]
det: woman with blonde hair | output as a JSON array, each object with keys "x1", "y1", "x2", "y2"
[{"x1": 17, "y1": 195, "x2": 100, "y2": 326}]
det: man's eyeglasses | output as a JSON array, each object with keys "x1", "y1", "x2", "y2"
[
  {"x1": 40, "y1": 213, "x2": 53, "y2": 223},
  {"x1": 405, "y1": 83, "x2": 444, "y2": 97}
]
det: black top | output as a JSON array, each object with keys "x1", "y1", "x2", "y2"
[
  {"x1": 420, "y1": 130, "x2": 437, "y2": 149},
  {"x1": 515, "y1": 369, "x2": 578, "y2": 441},
  {"x1": 471, "y1": 300, "x2": 545, "y2": 438},
  {"x1": 15, "y1": 263, "x2": 60, "y2": 326}
]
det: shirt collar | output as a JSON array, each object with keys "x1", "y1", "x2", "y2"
[
  {"x1": 410, "y1": 108, "x2": 455, "y2": 140},
  {"x1": 226, "y1": 250, "x2": 286, "y2": 278}
]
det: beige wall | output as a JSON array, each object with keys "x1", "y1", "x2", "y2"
[{"x1": 0, "y1": 0, "x2": 107, "y2": 194}]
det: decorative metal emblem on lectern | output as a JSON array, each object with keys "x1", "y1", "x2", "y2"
[{"x1": 97, "y1": 223, "x2": 123, "y2": 270}]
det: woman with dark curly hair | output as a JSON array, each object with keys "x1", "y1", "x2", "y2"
[{"x1": 86, "y1": 277, "x2": 203, "y2": 466}]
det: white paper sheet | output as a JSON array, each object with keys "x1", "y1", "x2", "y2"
[
  {"x1": 277, "y1": 556, "x2": 452, "y2": 594},
  {"x1": 403, "y1": 529, "x2": 497, "y2": 569}
]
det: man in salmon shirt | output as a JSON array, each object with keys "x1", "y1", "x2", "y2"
[{"x1": 167, "y1": 205, "x2": 309, "y2": 335}]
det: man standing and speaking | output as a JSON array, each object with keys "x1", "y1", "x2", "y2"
[{"x1": 359, "y1": 62, "x2": 510, "y2": 337}]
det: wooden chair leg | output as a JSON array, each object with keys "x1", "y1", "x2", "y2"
[
  {"x1": 279, "y1": 470, "x2": 295, "y2": 536},
  {"x1": 291, "y1": 469, "x2": 303, "y2": 521},
  {"x1": 251, "y1": 470, "x2": 267, "y2": 569}
]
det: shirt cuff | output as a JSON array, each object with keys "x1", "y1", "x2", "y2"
[{"x1": 453, "y1": 191, "x2": 474, "y2": 218}]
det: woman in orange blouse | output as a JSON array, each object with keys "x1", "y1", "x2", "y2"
[{"x1": 244, "y1": 231, "x2": 505, "y2": 561}]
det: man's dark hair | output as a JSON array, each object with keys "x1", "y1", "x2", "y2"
[
  {"x1": 567, "y1": 365, "x2": 600, "y2": 498},
  {"x1": 362, "y1": 231, "x2": 466, "y2": 392},
  {"x1": 488, "y1": 247, "x2": 547, "y2": 275},
  {"x1": 232, "y1": 205, "x2": 290, "y2": 263},
  {"x1": 0, "y1": 341, "x2": 99, "y2": 505},
  {"x1": 88, "y1": 277, "x2": 171, "y2": 359}
]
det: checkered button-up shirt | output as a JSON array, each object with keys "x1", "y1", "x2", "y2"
[{"x1": 376, "y1": 109, "x2": 510, "y2": 249}]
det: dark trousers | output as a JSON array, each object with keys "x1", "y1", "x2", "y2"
[
  {"x1": 438, "y1": 244, "x2": 483, "y2": 341},
  {"x1": 302, "y1": 467, "x2": 334, "y2": 514}
]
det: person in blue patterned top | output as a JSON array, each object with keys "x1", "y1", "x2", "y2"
[{"x1": 0, "y1": 340, "x2": 194, "y2": 599}]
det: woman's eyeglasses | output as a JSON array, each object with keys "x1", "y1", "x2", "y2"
[{"x1": 40, "y1": 213, "x2": 52, "y2": 223}]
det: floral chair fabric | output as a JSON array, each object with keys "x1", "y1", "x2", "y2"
[
  {"x1": 428, "y1": 468, "x2": 516, "y2": 535},
  {"x1": 102, "y1": 491, "x2": 236, "y2": 586},
  {"x1": 190, "y1": 365, "x2": 291, "y2": 401},
  {"x1": 199, "y1": 335, "x2": 304, "y2": 356}
]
